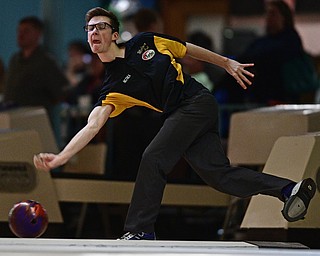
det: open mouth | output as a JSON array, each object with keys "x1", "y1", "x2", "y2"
[{"x1": 92, "y1": 39, "x2": 101, "y2": 45}]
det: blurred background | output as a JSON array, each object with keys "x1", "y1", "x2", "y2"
[{"x1": 0, "y1": 0, "x2": 319, "y2": 68}]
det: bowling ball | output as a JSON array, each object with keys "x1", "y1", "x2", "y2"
[{"x1": 8, "y1": 200, "x2": 48, "y2": 238}]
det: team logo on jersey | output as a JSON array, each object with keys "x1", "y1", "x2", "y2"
[
  {"x1": 142, "y1": 49, "x2": 155, "y2": 60},
  {"x1": 137, "y1": 43, "x2": 149, "y2": 54}
]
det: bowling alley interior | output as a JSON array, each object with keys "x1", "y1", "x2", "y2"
[{"x1": 0, "y1": 0, "x2": 320, "y2": 255}]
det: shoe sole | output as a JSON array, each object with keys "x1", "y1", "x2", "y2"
[
  {"x1": 118, "y1": 232, "x2": 156, "y2": 240},
  {"x1": 282, "y1": 178, "x2": 316, "y2": 222}
]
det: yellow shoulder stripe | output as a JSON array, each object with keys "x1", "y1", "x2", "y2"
[{"x1": 154, "y1": 36, "x2": 186, "y2": 84}]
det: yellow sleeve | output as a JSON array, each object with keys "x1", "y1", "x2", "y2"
[
  {"x1": 102, "y1": 92, "x2": 162, "y2": 118},
  {"x1": 154, "y1": 35, "x2": 187, "y2": 59}
]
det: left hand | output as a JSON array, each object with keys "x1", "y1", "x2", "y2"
[{"x1": 225, "y1": 58, "x2": 254, "y2": 89}]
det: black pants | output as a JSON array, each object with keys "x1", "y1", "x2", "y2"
[{"x1": 124, "y1": 91, "x2": 293, "y2": 233}]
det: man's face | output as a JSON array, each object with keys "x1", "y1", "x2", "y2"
[
  {"x1": 17, "y1": 23, "x2": 42, "y2": 49},
  {"x1": 86, "y1": 16, "x2": 118, "y2": 54}
]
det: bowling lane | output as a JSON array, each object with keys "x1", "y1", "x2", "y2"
[{"x1": 0, "y1": 238, "x2": 320, "y2": 256}]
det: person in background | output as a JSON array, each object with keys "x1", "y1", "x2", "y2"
[
  {"x1": 4, "y1": 16, "x2": 68, "y2": 147},
  {"x1": 65, "y1": 53, "x2": 106, "y2": 142},
  {"x1": 0, "y1": 58, "x2": 5, "y2": 97},
  {"x1": 82, "y1": 53, "x2": 105, "y2": 104},
  {"x1": 182, "y1": 31, "x2": 216, "y2": 92},
  {"x1": 65, "y1": 41, "x2": 91, "y2": 101},
  {"x1": 108, "y1": 7, "x2": 165, "y2": 180},
  {"x1": 133, "y1": 8, "x2": 163, "y2": 34},
  {"x1": 217, "y1": 0, "x2": 305, "y2": 105},
  {"x1": 178, "y1": 31, "x2": 214, "y2": 183},
  {"x1": 34, "y1": 7, "x2": 316, "y2": 241}
]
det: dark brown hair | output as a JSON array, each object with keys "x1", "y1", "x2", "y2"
[
  {"x1": 133, "y1": 8, "x2": 159, "y2": 32},
  {"x1": 269, "y1": 0, "x2": 294, "y2": 29},
  {"x1": 85, "y1": 7, "x2": 120, "y2": 33},
  {"x1": 19, "y1": 16, "x2": 44, "y2": 32}
]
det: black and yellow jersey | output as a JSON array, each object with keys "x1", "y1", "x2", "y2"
[{"x1": 95, "y1": 32, "x2": 204, "y2": 118}]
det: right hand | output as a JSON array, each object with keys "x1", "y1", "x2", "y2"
[{"x1": 33, "y1": 153, "x2": 62, "y2": 171}]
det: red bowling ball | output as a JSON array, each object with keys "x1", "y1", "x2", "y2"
[{"x1": 8, "y1": 200, "x2": 48, "y2": 238}]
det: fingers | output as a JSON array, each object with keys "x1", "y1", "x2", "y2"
[
  {"x1": 33, "y1": 153, "x2": 51, "y2": 171},
  {"x1": 233, "y1": 65, "x2": 254, "y2": 89},
  {"x1": 241, "y1": 67, "x2": 254, "y2": 78},
  {"x1": 33, "y1": 154, "x2": 44, "y2": 170},
  {"x1": 241, "y1": 63, "x2": 254, "y2": 68},
  {"x1": 233, "y1": 71, "x2": 250, "y2": 90},
  {"x1": 237, "y1": 78, "x2": 247, "y2": 90},
  {"x1": 37, "y1": 153, "x2": 48, "y2": 159},
  {"x1": 239, "y1": 72, "x2": 252, "y2": 86}
]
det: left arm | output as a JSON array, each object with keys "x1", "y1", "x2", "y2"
[{"x1": 186, "y1": 42, "x2": 254, "y2": 89}]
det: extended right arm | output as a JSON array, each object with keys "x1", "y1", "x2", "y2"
[{"x1": 34, "y1": 104, "x2": 114, "y2": 171}]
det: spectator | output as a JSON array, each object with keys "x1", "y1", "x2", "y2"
[
  {"x1": 65, "y1": 53, "x2": 106, "y2": 142},
  {"x1": 217, "y1": 0, "x2": 307, "y2": 105},
  {"x1": 65, "y1": 41, "x2": 91, "y2": 96},
  {"x1": 0, "y1": 58, "x2": 5, "y2": 97},
  {"x1": 182, "y1": 31, "x2": 225, "y2": 92},
  {"x1": 4, "y1": 16, "x2": 69, "y2": 147},
  {"x1": 110, "y1": 7, "x2": 164, "y2": 180},
  {"x1": 133, "y1": 8, "x2": 163, "y2": 33}
]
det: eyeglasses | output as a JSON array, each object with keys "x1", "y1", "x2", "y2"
[{"x1": 83, "y1": 22, "x2": 115, "y2": 32}]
